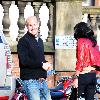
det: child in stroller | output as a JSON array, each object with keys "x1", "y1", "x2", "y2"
[{"x1": 50, "y1": 76, "x2": 75, "y2": 100}]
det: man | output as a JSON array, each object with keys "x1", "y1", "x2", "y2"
[{"x1": 17, "y1": 16, "x2": 52, "y2": 100}]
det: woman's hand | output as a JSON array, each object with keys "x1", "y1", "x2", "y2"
[
  {"x1": 71, "y1": 70, "x2": 80, "y2": 88},
  {"x1": 72, "y1": 78, "x2": 78, "y2": 88}
]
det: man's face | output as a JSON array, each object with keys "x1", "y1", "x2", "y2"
[{"x1": 26, "y1": 17, "x2": 39, "y2": 37}]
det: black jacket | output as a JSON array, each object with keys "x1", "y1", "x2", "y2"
[{"x1": 17, "y1": 32, "x2": 47, "y2": 80}]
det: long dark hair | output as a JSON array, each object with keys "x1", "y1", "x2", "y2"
[{"x1": 74, "y1": 22, "x2": 97, "y2": 47}]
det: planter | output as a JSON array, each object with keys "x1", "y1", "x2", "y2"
[{"x1": 0, "y1": 96, "x2": 9, "y2": 100}]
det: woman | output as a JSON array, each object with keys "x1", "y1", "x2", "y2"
[{"x1": 72, "y1": 22, "x2": 100, "y2": 100}]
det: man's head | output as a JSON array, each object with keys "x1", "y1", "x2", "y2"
[{"x1": 26, "y1": 16, "x2": 39, "y2": 37}]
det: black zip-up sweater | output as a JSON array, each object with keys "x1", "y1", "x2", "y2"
[{"x1": 17, "y1": 32, "x2": 47, "y2": 80}]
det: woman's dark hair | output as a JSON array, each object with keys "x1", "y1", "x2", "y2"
[{"x1": 74, "y1": 22, "x2": 97, "y2": 47}]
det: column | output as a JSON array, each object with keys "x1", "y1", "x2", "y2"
[
  {"x1": 90, "y1": 15, "x2": 97, "y2": 32},
  {"x1": 17, "y1": 1, "x2": 27, "y2": 41},
  {"x1": 55, "y1": 0, "x2": 82, "y2": 71},
  {"x1": 2, "y1": 1, "x2": 11, "y2": 37},
  {"x1": 47, "y1": 2, "x2": 54, "y2": 42},
  {"x1": 32, "y1": 2, "x2": 42, "y2": 17},
  {"x1": 32, "y1": 2, "x2": 42, "y2": 37}
]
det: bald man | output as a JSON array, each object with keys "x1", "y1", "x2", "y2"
[{"x1": 17, "y1": 16, "x2": 52, "y2": 100}]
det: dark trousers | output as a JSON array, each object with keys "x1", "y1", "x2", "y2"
[
  {"x1": 69, "y1": 88, "x2": 77, "y2": 100},
  {"x1": 78, "y1": 72, "x2": 96, "y2": 100}
]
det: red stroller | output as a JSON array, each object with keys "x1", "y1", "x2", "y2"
[
  {"x1": 11, "y1": 78, "x2": 28, "y2": 100},
  {"x1": 50, "y1": 76, "x2": 74, "y2": 100},
  {"x1": 50, "y1": 75, "x2": 100, "y2": 100}
]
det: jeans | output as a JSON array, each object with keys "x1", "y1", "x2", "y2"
[{"x1": 23, "y1": 79, "x2": 52, "y2": 100}]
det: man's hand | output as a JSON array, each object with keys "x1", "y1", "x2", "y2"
[{"x1": 42, "y1": 62, "x2": 52, "y2": 71}]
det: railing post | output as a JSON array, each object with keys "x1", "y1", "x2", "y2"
[
  {"x1": 17, "y1": 1, "x2": 27, "y2": 41},
  {"x1": 32, "y1": 2, "x2": 42, "y2": 36},
  {"x1": 47, "y1": 2, "x2": 54, "y2": 42},
  {"x1": 2, "y1": 1, "x2": 11, "y2": 39},
  {"x1": 32, "y1": 2, "x2": 42, "y2": 17}
]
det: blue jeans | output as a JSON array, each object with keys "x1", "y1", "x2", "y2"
[{"x1": 23, "y1": 79, "x2": 52, "y2": 100}]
